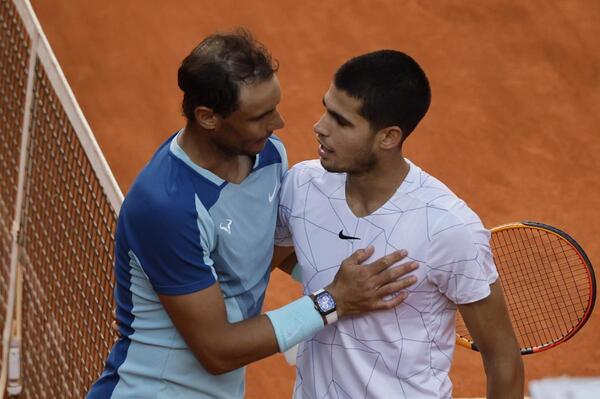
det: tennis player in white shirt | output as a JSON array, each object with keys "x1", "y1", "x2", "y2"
[{"x1": 275, "y1": 50, "x2": 524, "y2": 399}]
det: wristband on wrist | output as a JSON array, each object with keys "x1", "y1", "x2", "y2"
[{"x1": 265, "y1": 296, "x2": 324, "y2": 352}]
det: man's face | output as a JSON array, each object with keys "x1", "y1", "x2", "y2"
[
  {"x1": 216, "y1": 75, "x2": 284, "y2": 156},
  {"x1": 314, "y1": 84, "x2": 377, "y2": 174}
]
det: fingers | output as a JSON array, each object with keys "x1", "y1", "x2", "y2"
[
  {"x1": 341, "y1": 245, "x2": 375, "y2": 267},
  {"x1": 365, "y1": 250, "x2": 408, "y2": 275},
  {"x1": 371, "y1": 291, "x2": 410, "y2": 310},
  {"x1": 376, "y1": 275, "x2": 417, "y2": 297},
  {"x1": 370, "y1": 261, "x2": 419, "y2": 311},
  {"x1": 332, "y1": 249, "x2": 417, "y2": 318},
  {"x1": 373, "y1": 261, "x2": 419, "y2": 287}
]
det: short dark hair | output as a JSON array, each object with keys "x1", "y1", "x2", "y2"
[
  {"x1": 177, "y1": 28, "x2": 279, "y2": 121},
  {"x1": 334, "y1": 50, "x2": 431, "y2": 140}
]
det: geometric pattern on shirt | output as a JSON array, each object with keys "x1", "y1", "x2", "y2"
[{"x1": 277, "y1": 160, "x2": 495, "y2": 399}]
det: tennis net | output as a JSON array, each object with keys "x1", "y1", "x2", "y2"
[{"x1": 0, "y1": 0, "x2": 123, "y2": 397}]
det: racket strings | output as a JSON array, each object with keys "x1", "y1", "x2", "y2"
[
  {"x1": 504, "y1": 229, "x2": 589, "y2": 345},
  {"x1": 456, "y1": 226, "x2": 592, "y2": 351}
]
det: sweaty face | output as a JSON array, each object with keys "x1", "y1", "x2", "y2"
[
  {"x1": 216, "y1": 75, "x2": 285, "y2": 156},
  {"x1": 314, "y1": 84, "x2": 377, "y2": 174}
]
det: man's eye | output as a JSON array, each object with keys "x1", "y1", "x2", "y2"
[
  {"x1": 255, "y1": 109, "x2": 276, "y2": 121},
  {"x1": 335, "y1": 118, "x2": 349, "y2": 127}
]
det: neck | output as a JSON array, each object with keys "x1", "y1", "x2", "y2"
[
  {"x1": 178, "y1": 124, "x2": 252, "y2": 184},
  {"x1": 345, "y1": 154, "x2": 410, "y2": 217}
]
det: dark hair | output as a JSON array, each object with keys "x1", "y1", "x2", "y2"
[
  {"x1": 177, "y1": 28, "x2": 279, "y2": 121},
  {"x1": 334, "y1": 50, "x2": 431, "y2": 140}
]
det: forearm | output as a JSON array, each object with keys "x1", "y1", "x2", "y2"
[
  {"x1": 172, "y1": 293, "x2": 322, "y2": 375},
  {"x1": 162, "y1": 248, "x2": 417, "y2": 375},
  {"x1": 193, "y1": 314, "x2": 279, "y2": 374},
  {"x1": 483, "y1": 351, "x2": 524, "y2": 399},
  {"x1": 459, "y1": 281, "x2": 524, "y2": 398},
  {"x1": 208, "y1": 249, "x2": 419, "y2": 373}
]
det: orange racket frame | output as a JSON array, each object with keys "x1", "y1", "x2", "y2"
[{"x1": 456, "y1": 221, "x2": 596, "y2": 355}]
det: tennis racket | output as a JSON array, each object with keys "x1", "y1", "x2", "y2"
[{"x1": 456, "y1": 221, "x2": 596, "y2": 355}]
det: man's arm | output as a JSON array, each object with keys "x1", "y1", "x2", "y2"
[
  {"x1": 458, "y1": 280, "x2": 524, "y2": 399},
  {"x1": 160, "y1": 283, "x2": 278, "y2": 375},
  {"x1": 160, "y1": 247, "x2": 417, "y2": 375}
]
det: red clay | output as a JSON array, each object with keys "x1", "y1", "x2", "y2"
[{"x1": 30, "y1": 1, "x2": 600, "y2": 397}]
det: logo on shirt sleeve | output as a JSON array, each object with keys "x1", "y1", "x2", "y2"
[{"x1": 268, "y1": 181, "x2": 280, "y2": 203}]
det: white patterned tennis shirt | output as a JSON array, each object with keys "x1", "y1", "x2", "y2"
[{"x1": 276, "y1": 159, "x2": 498, "y2": 399}]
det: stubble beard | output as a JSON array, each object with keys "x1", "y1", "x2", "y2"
[{"x1": 321, "y1": 150, "x2": 377, "y2": 175}]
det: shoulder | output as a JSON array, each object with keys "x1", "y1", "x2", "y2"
[
  {"x1": 285, "y1": 159, "x2": 340, "y2": 187},
  {"x1": 279, "y1": 160, "x2": 343, "y2": 208},
  {"x1": 253, "y1": 136, "x2": 287, "y2": 172},
  {"x1": 123, "y1": 190, "x2": 200, "y2": 238},
  {"x1": 290, "y1": 159, "x2": 323, "y2": 172},
  {"x1": 402, "y1": 161, "x2": 488, "y2": 242},
  {"x1": 123, "y1": 160, "x2": 207, "y2": 234},
  {"x1": 268, "y1": 134, "x2": 286, "y2": 154},
  {"x1": 402, "y1": 162, "x2": 461, "y2": 208}
]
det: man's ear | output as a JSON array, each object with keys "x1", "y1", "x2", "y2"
[
  {"x1": 377, "y1": 126, "x2": 403, "y2": 150},
  {"x1": 194, "y1": 106, "x2": 220, "y2": 130}
]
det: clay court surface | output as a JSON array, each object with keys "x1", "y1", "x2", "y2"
[{"x1": 29, "y1": 0, "x2": 600, "y2": 396}]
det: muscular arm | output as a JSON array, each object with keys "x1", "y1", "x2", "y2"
[
  {"x1": 458, "y1": 280, "x2": 524, "y2": 399},
  {"x1": 159, "y1": 284, "x2": 278, "y2": 375},
  {"x1": 160, "y1": 247, "x2": 418, "y2": 375}
]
